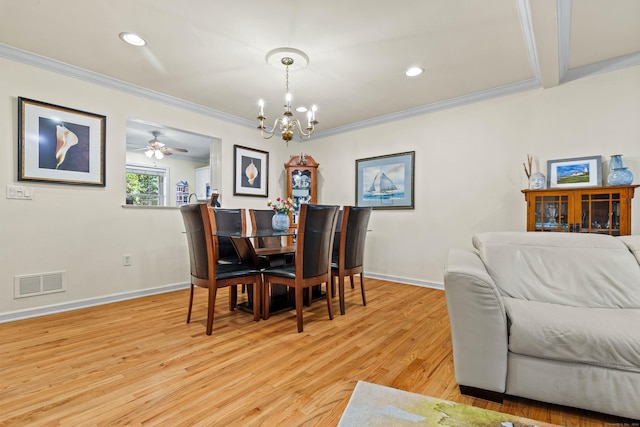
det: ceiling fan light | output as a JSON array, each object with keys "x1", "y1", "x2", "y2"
[
  {"x1": 155, "y1": 151, "x2": 164, "y2": 159},
  {"x1": 145, "y1": 149, "x2": 154, "y2": 157}
]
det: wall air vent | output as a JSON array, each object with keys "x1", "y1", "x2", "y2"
[{"x1": 14, "y1": 271, "x2": 66, "y2": 299}]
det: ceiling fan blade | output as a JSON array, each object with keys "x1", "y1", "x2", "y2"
[
  {"x1": 159, "y1": 148, "x2": 174, "y2": 155},
  {"x1": 164, "y1": 147, "x2": 188, "y2": 153}
]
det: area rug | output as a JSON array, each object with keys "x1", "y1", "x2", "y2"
[{"x1": 338, "y1": 381, "x2": 563, "y2": 427}]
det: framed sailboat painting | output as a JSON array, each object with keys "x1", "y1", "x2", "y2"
[{"x1": 356, "y1": 151, "x2": 415, "y2": 209}]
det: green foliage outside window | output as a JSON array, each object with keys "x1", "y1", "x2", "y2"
[{"x1": 126, "y1": 173, "x2": 160, "y2": 205}]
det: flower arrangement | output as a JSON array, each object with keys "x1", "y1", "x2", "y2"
[{"x1": 267, "y1": 197, "x2": 294, "y2": 214}]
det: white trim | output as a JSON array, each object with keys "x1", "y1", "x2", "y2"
[
  {"x1": 315, "y1": 79, "x2": 540, "y2": 138},
  {"x1": 557, "y1": 0, "x2": 572, "y2": 83},
  {"x1": 516, "y1": 0, "x2": 542, "y2": 84},
  {"x1": 364, "y1": 272, "x2": 443, "y2": 291},
  {"x1": 0, "y1": 282, "x2": 189, "y2": 324},
  {"x1": 0, "y1": 43, "x2": 255, "y2": 129}
]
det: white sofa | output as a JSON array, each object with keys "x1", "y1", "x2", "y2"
[{"x1": 444, "y1": 231, "x2": 640, "y2": 420}]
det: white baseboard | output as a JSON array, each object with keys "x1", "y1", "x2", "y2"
[
  {"x1": 364, "y1": 272, "x2": 444, "y2": 291},
  {"x1": 0, "y1": 282, "x2": 190, "y2": 324},
  {"x1": 0, "y1": 274, "x2": 442, "y2": 324}
]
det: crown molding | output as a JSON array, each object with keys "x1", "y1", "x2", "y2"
[{"x1": 0, "y1": 43, "x2": 256, "y2": 129}]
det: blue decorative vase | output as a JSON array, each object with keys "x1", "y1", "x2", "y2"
[
  {"x1": 607, "y1": 154, "x2": 634, "y2": 186},
  {"x1": 272, "y1": 212, "x2": 290, "y2": 231}
]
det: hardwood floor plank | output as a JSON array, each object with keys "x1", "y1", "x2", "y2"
[{"x1": 0, "y1": 279, "x2": 634, "y2": 426}]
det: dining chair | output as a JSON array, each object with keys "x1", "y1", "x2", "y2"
[
  {"x1": 209, "y1": 207, "x2": 246, "y2": 265},
  {"x1": 262, "y1": 204, "x2": 339, "y2": 332},
  {"x1": 331, "y1": 206, "x2": 372, "y2": 315},
  {"x1": 249, "y1": 209, "x2": 290, "y2": 267},
  {"x1": 180, "y1": 203, "x2": 261, "y2": 335}
]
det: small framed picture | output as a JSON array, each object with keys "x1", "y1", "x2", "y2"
[
  {"x1": 233, "y1": 145, "x2": 269, "y2": 197},
  {"x1": 547, "y1": 155, "x2": 602, "y2": 188},
  {"x1": 356, "y1": 151, "x2": 415, "y2": 209},
  {"x1": 18, "y1": 97, "x2": 106, "y2": 186}
]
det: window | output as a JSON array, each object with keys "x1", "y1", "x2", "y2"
[{"x1": 126, "y1": 164, "x2": 168, "y2": 206}]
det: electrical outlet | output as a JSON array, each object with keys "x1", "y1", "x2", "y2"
[{"x1": 123, "y1": 254, "x2": 132, "y2": 266}]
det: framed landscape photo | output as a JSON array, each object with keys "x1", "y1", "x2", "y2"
[
  {"x1": 356, "y1": 151, "x2": 415, "y2": 209},
  {"x1": 547, "y1": 155, "x2": 602, "y2": 188},
  {"x1": 233, "y1": 145, "x2": 269, "y2": 197},
  {"x1": 18, "y1": 97, "x2": 106, "y2": 186}
]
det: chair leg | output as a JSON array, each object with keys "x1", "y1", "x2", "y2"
[
  {"x1": 229, "y1": 285, "x2": 237, "y2": 311},
  {"x1": 252, "y1": 278, "x2": 261, "y2": 322},
  {"x1": 295, "y1": 286, "x2": 304, "y2": 333},
  {"x1": 360, "y1": 272, "x2": 366, "y2": 306},
  {"x1": 338, "y1": 274, "x2": 346, "y2": 315},
  {"x1": 262, "y1": 280, "x2": 270, "y2": 320},
  {"x1": 325, "y1": 281, "x2": 334, "y2": 321},
  {"x1": 187, "y1": 283, "x2": 194, "y2": 323},
  {"x1": 206, "y1": 286, "x2": 218, "y2": 335}
]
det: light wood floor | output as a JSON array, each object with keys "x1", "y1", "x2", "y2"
[{"x1": 0, "y1": 279, "x2": 634, "y2": 426}]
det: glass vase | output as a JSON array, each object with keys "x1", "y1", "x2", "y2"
[
  {"x1": 272, "y1": 212, "x2": 290, "y2": 231},
  {"x1": 607, "y1": 155, "x2": 634, "y2": 186}
]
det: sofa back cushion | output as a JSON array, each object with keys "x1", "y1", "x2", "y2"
[{"x1": 473, "y1": 232, "x2": 640, "y2": 308}]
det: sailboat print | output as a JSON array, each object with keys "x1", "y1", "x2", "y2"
[
  {"x1": 367, "y1": 171, "x2": 397, "y2": 194},
  {"x1": 364, "y1": 170, "x2": 404, "y2": 200}
]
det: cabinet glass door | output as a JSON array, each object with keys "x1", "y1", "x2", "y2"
[
  {"x1": 580, "y1": 192, "x2": 621, "y2": 235},
  {"x1": 290, "y1": 169, "x2": 312, "y2": 224},
  {"x1": 534, "y1": 195, "x2": 570, "y2": 232}
]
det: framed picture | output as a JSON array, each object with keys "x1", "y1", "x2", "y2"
[
  {"x1": 233, "y1": 145, "x2": 269, "y2": 197},
  {"x1": 547, "y1": 156, "x2": 602, "y2": 188},
  {"x1": 356, "y1": 151, "x2": 415, "y2": 209},
  {"x1": 18, "y1": 97, "x2": 106, "y2": 186}
]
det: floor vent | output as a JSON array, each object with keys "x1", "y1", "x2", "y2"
[{"x1": 14, "y1": 271, "x2": 66, "y2": 299}]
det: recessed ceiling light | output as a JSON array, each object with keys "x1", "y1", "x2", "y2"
[
  {"x1": 405, "y1": 66, "x2": 424, "y2": 77},
  {"x1": 296, "y1": 106, "x2": 308, "y2": 113},
  {"x1": 119, "y1": 32, "x2": 146, "y2": 47}
]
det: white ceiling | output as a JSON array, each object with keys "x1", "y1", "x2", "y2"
[{"x1": 1, "y1": 0, "x2": 639, "y2": 156}]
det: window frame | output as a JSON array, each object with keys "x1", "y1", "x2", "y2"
[{"x1": 125, "y1": 163, "x2": 169, "y2": 206}]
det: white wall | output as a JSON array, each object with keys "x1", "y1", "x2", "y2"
[
  {"x1": 0, "y1": 57, "x2": 289, "y2": 318},
  {"x1": 309, "y1": 65, "x2": 640, "y2": 286},
  {"x1": 1, "y1": 55, "x2": 639, "y2": 319}
]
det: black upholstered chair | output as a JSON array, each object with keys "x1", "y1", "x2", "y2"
[
  {"x1": 262, "y1": 204, "x2": 339, "y2": 332},
  {"x1": 331, "y1": 206, "x2": 372, "y2": 315},
  {"x1": 180, "y1": 204, "x2": 261, "y2": 335},
  {"x1": 249, "y1": 209, "x2": 290, "y2": 267},
  {"x1": 209, "y1": 207, "x2": 246, "y2": 265}
]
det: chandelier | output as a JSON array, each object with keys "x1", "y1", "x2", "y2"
[{"x1": 257, "y1": 48, "x2": 318, "y2": 143}]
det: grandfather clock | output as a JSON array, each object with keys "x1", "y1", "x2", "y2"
[{"x1": 285, "y1": 154, "x2": 318, "y2": 243}]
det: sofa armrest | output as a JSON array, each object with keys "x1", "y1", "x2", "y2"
[{"x1": 444, "y1": 248, "x2": 508, "y2": 393}]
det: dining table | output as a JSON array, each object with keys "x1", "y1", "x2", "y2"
[{"x1": 212, "y1": 229, "x2": 298, "y2": 315}]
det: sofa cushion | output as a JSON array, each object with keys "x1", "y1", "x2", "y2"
[
  {"x1": 504, "y1": 297, "x2": 640, "y2": 373},
  {"x1": 618, "y1": 235, "x2": 640, "y2": 266},
  {"x1": 473, "y1": 232, "x2": 640, "y2": 308}
]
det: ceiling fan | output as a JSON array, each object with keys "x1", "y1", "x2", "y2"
[{"x1": 140, "y1": 131, "x2": 188, "y2": 159}]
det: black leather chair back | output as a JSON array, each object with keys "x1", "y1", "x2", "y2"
[
  {"x1": 213, "y1": 208, "x2": 243, "y2": 262},
  {"x1": 250, "y1": 209, "x2": 282, "y2": 248},
  {"x1": 332, "y1": 210, "x2": 343, "y2": 263},
  {"x1": 343, "y1": 206, "x2": 372, "y2": 269},
  {"x1": 299, "y1": 204, "x2": 339, "y2": 279},
  {"x1": 180, "y1": 204, "x2": 210, "y2": 280}
]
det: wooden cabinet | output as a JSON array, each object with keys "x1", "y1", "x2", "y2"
[
  {"x1": 285, "y1": 154, "x2": 318, "y2": 243},
  {"x1": 522, "y1": 185, "x2": 639, "y2": 236}
]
